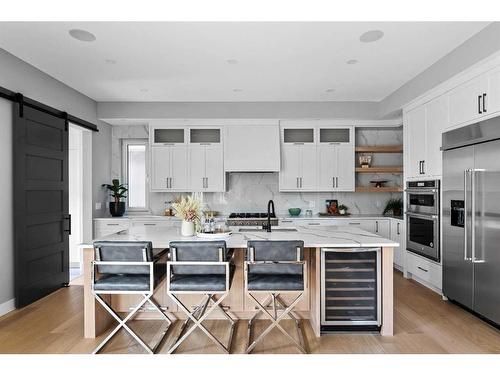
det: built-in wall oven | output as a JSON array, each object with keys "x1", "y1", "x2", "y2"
[{"x1": 406, "y1": 180, "x2": 440, "y2": 262}]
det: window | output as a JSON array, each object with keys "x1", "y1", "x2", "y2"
[{"x1": 122, "y1": 139, "x2": 148, "y2": 211}]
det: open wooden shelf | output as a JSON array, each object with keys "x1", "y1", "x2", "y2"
[
  {"x1": 355, "y1": 166, "x2": 403, "y2": 173},
  {"x1": 355, "y1": 186, "x2": 404, "y2": 193},
  {"x1": 355, "y1": 145, "x2": 403, "y2": 153}
]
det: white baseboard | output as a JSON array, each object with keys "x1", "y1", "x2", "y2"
[{"x1": 0, "y1": 298, "x2": 15, "y2": 317}]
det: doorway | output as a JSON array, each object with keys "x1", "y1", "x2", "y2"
[{"x1": 68, "y1": 124, "x2": 92, "y2": 282}]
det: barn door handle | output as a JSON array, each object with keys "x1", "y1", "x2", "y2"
[{"x1": 64, "y1": 214, "x2": 71, "y2": 235}]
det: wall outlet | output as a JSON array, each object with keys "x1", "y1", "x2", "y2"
[
  {"x1": 308, "y1": 201, "x2": 315, "y2": 208},
  {"x1": 95, "y1": 202, "x2": 102, "y2": 210}
]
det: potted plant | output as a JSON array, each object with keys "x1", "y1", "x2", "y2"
[
  {"x1": 383, "y1": 197, "x2": 403, "y2": 217},
  {"x1": 102, "y1": 179, "x2": 128, "y2": 217},
  {"x1": 338, "y1": 204, "x2": 348, "y2": 215},
  {"x1": 171, "y1": 195, "x2": 201, "y2": 236}
]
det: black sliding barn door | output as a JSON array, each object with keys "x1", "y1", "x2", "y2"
[{"x1": 14, "y1": 104, "x2": 70, "y2": 308}]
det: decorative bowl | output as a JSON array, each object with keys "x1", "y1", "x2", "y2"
[{"x1": 288, "y1": 208, "x2": 302, "y2": 216}]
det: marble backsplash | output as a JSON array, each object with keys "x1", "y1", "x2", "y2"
[
  {"x1": 110, "y1": 124, "x2": 403, "y2": 216},
  {"x1": 149, "y1": 173, "x2": 401, "y2": 216}
]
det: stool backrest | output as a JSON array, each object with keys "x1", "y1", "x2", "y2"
[
  {"x1": 247, "y1": 240, "x2": 304, "y2": 275},
  {"x1": 94, "y1": 241, "x2": 153, "y2": 274},
  {"x1": 169, "y1": 241, "x2": 227, "y2": 275}
]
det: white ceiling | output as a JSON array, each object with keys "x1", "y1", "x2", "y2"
[{"x1": 0, "y1": 22, "x2": 490, "y2": 102}]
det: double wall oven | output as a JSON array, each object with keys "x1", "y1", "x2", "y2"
[{"x1": 405, "y1": 180, "x2": 440, "y2": 262}]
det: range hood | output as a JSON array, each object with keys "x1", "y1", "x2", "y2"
[{"x1": 224, "y1": 124, "x2": 281, "y2": 172}]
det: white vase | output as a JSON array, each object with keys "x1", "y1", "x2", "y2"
[{"x1": 181, "y1": 220, "x2": 195, "y2": 236}]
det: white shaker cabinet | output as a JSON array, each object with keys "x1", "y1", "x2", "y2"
[
  {"x1": 405, "y1": 106, "x2": 427, "y2": 179},
  {"x1": 188, "y1": 145, "x2": 225, "y2": 192},
  {"x1": 424, "y1": 95, "x2": 448, "y2": 177},
  {"x1": 405, "y1": 95, "x2": 448, "y2": 179},
  {"x1": 279, "y1": 145, "x2": 317, "y2": 191},
  {"x1": 390, "y1": 219, "x2": 405, "y2": 269},
  {"x1": 486, "y1": 66, "x2": 500, "y2": 115},
  {"x1": 151, "y1": 146, "x2": 188, "y2": 191},
  {"x1": 449, "y1": 74, "x2": 488, "y2": 128},
  {"x1": 317, "y1": 144, "x2": 355, "y2": 192}
]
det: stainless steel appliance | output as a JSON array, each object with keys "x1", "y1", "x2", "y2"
[
  {"x1": 320, "y1": 248, "x2": 381, "y2": 331},
  {"x1": 405, "y1": 180, "x2": 440, "y2": 262},
  {"x1": 442, "y1": 117, "x2": 500, "y2": 326},
  {"x1": 226, "y1": 212, "x2": 278, "y2": 227}
]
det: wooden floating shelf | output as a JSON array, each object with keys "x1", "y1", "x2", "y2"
[
  {"x1": 355, "y1": 166, "x2": 403, "y2": 173},
  {"x1": 355, "y1": 186, "x2": 404, "y2": 193},
  {"x1": 355, "y1": 145, "x2": 403, "y2": 153}
]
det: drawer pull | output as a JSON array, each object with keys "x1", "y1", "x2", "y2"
[
  {"x1": 417, "y1": 266, "x2": 428, "y2": 272},
  {"x1": 281, "y1": 220, "x2": 293, "y2": 223},
  {"x1": 106, "y1": 223, "x2": 120, "y2": 226},
  {"x1": 308, "y1": 223, "x2": 320, "y2": 225},
  {"x1": 348, "y1": 222, "x2": 361, "y2": 225},
  {"x1": 143, "y1": 223, "x2": 156, "y2": 226}
]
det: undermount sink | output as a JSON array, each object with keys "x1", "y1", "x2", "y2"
[{"x1": 238, "y1": 228, "x2": 298, "y2": 233}]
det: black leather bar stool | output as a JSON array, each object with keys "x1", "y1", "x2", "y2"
[
  {"x1": 166, "y1": 240, "x2": 236, "y2": 354},
  {"x1": 91, "y1": 241, "x2": 172, "y2": 354},
  {"x1": 245, "y1": 240, "x2": 307, "y2": 354}
]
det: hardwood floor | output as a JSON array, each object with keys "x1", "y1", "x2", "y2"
[{"x1": 0, "y1": 271, "x2": 499, "y2": 354}]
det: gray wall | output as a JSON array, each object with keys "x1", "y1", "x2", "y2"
[
  {"x1": 379, "y1": 22, "x2": 500, "y2": 118},
  {"x1": 93, "y1": 121, "x2": 112, "y2": 218},
  {"x1": 0, "y1": 48, "x2": 112, "y2": 309},
  {"x1": 98, "y1": 101, "x2": 381, "y2": 120}
]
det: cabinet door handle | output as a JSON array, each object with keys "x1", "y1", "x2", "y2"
[
  {"x1": 417, "y1": 266, "x2": 428, "y2": 273},
  {"x1": 336, "y1": 177, "x2": 338, "y2": 188},
  {"x1": 332, "y1": 177, "x2": 335, "y2": 188},
  {"x1": 106, "y1": 223, "x2": 119, "y2": 226},
  {"x1": 143, "y1": 223, "x2": 156, "y2": 226},
  {"x1": 422, "y1": 160, "x2": 425, "y2": 175},
  {"x1": 375, "y1": 221, "x2": 379, "y2": 233},
  {"x1": 349, "y1": 222, "x2": 361, "y2": 225},
  {"x1": 418, "y1": 161, "x2": 422, "y2": 174},
  {"x1": 308, "y1": 222, "x2": 320, "y2": 225},
  {"x1": 205, "y1": 177, "x2": 208, "y2": 188},
  {"x1": 296, "y1": 177, "x2": 299, "y2": 188},
  {"x1": 483, "y1": 93, "x2": 487, "y2": 113},
  {"x1": 299, "y1": 177, "x2": 302, "y2": 188},
  {"x1": 478, "y1": 95, "x2": 482, "y2": 114},
  {"x1": 397, "y1": 222, "x2": 400, "y2": 235}
]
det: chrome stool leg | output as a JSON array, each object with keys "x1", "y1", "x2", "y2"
[
  {"x1": 167, "y1": 292, "x2": 235, "y2": 354},
  {"x1": 246, "y1": 292, "x2": 307, "y2": 354},
  {"x1": 275, "y1": 294, "x2": 306, "y2": 351}
]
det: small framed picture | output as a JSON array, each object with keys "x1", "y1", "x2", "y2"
[{"x1": 326, "y1": 199, "x2": 338, "y2": 214}]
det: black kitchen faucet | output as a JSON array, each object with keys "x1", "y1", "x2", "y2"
[{"x1": 263, "y1": 199, "x2": 275, "y2": 232}]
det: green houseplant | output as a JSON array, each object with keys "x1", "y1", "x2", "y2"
[
  {"x1": 383, "y1": 197, "x2": 403, "y2": 217},
  {"x1": 102, "y1": 179, "x2": 128, "y2": 217},
  {"x1": 338, "y1": 204, "x2": 348, "y2": 215}
]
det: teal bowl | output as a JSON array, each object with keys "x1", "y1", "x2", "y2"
[{"x1": 288, "y1": 208, "x2": 302, "y2": 216}]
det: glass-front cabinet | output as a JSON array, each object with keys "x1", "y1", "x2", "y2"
[{"x1": 150, "y1": 127, "x2": 186, "y2": 145}]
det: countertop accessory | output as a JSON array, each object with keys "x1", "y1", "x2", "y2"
[
  {"x1": 326, "y1": 199, "x2": 338, "y2": 215},
  {"x1": 359, "y1": 154, "x2": 373, "y2": 168},
  {"x1": 288, "y1": 208, "x2": 302, "y2": 216},
  {"x1": 102, "y1": 179, "x2": 127, "y2": 217},
  {"x1": 318, "y1": 212, "x2": 351, "y2": 217},
  {"x1": 171, "y1": 195, "x2": 201, "y2": 236},
  {"x1": 305, "y1": 209, "x2": 313, "y2": 217},
  {"x1": 370, "y1": 180, "x2": 388, "y2": 188}
]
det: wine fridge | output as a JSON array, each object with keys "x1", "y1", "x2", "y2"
[{"x1": 320, "y1": 248, "x2": 381, "y2": 331}]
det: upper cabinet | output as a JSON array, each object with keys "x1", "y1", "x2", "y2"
[
  {"x1": 150, "y1": 127, "x2": 186, "y2": 145},
  {"x1": 405, "y1": 95, "x2": 449, "y2": 179},
  {"x1": 189, "y1": 128, "x2": 221, "y2": 145},
  {"x1": 448, "y1": 66, "x2": 500, "y2": 129},
  {"x1": 279, "y1": 123, "x2": 355, "y2": 192},
  {"x1": 224, "y1": 123, "x2": 280, "y2": 172},
  {"x1": 317, "y1": 126, "x2": 355, "y2": 191},
  {"x1": 149, "y1": 124, "x2": 225, "y2": 192}
]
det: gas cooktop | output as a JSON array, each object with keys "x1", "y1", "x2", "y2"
[{"x1": 228, "y1": 212, "x2": 276, "y2": 219}]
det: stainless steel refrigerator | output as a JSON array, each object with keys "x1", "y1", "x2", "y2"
[{"x1": 442, "y1": 118, "x2": 500, "y2": 326}]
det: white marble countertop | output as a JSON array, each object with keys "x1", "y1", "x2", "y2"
[
  {"x1": 94, "y1": 214, "x2": 404, "y2": 221},
  {"x1": 85, "y1": 224, "x2": 399, "y2": 249}
]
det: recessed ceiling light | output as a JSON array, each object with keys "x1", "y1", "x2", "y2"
[
  {"x1": 325, "y1": 88, "x2": 335, "y2": 93},
  {"x1": 69, "y1": 29, "x2": 96, "y2": 42},
  {"x1": 346, "y1": 59, "x2": 358, "y2": 65},
  {"x1": 360, "y1": 30, "x2": 384, "y2": 43},
  {"x1": 140, "y1": 88, "x2": 149, "y2": 92},
  {"x1": 226, "y1": 59, "x2": 238, "y2": 64},
  {"x1": 233, "y1": 88, "x2": 243, "y2": 92},
  {"x1": 105, "y1": 59, "x2": 116, "y2": 64}
]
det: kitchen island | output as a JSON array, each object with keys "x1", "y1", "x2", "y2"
[{"x1": 82, "y1": 225, "x2": 398, "y2": 339}]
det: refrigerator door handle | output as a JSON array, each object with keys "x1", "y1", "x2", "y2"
[
  {"x1": 472, "y1": 169, "x2": 486, "y2": 264},
  {"x1": 464, "y1": 169, "x2": 471, "y2": 261}
]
